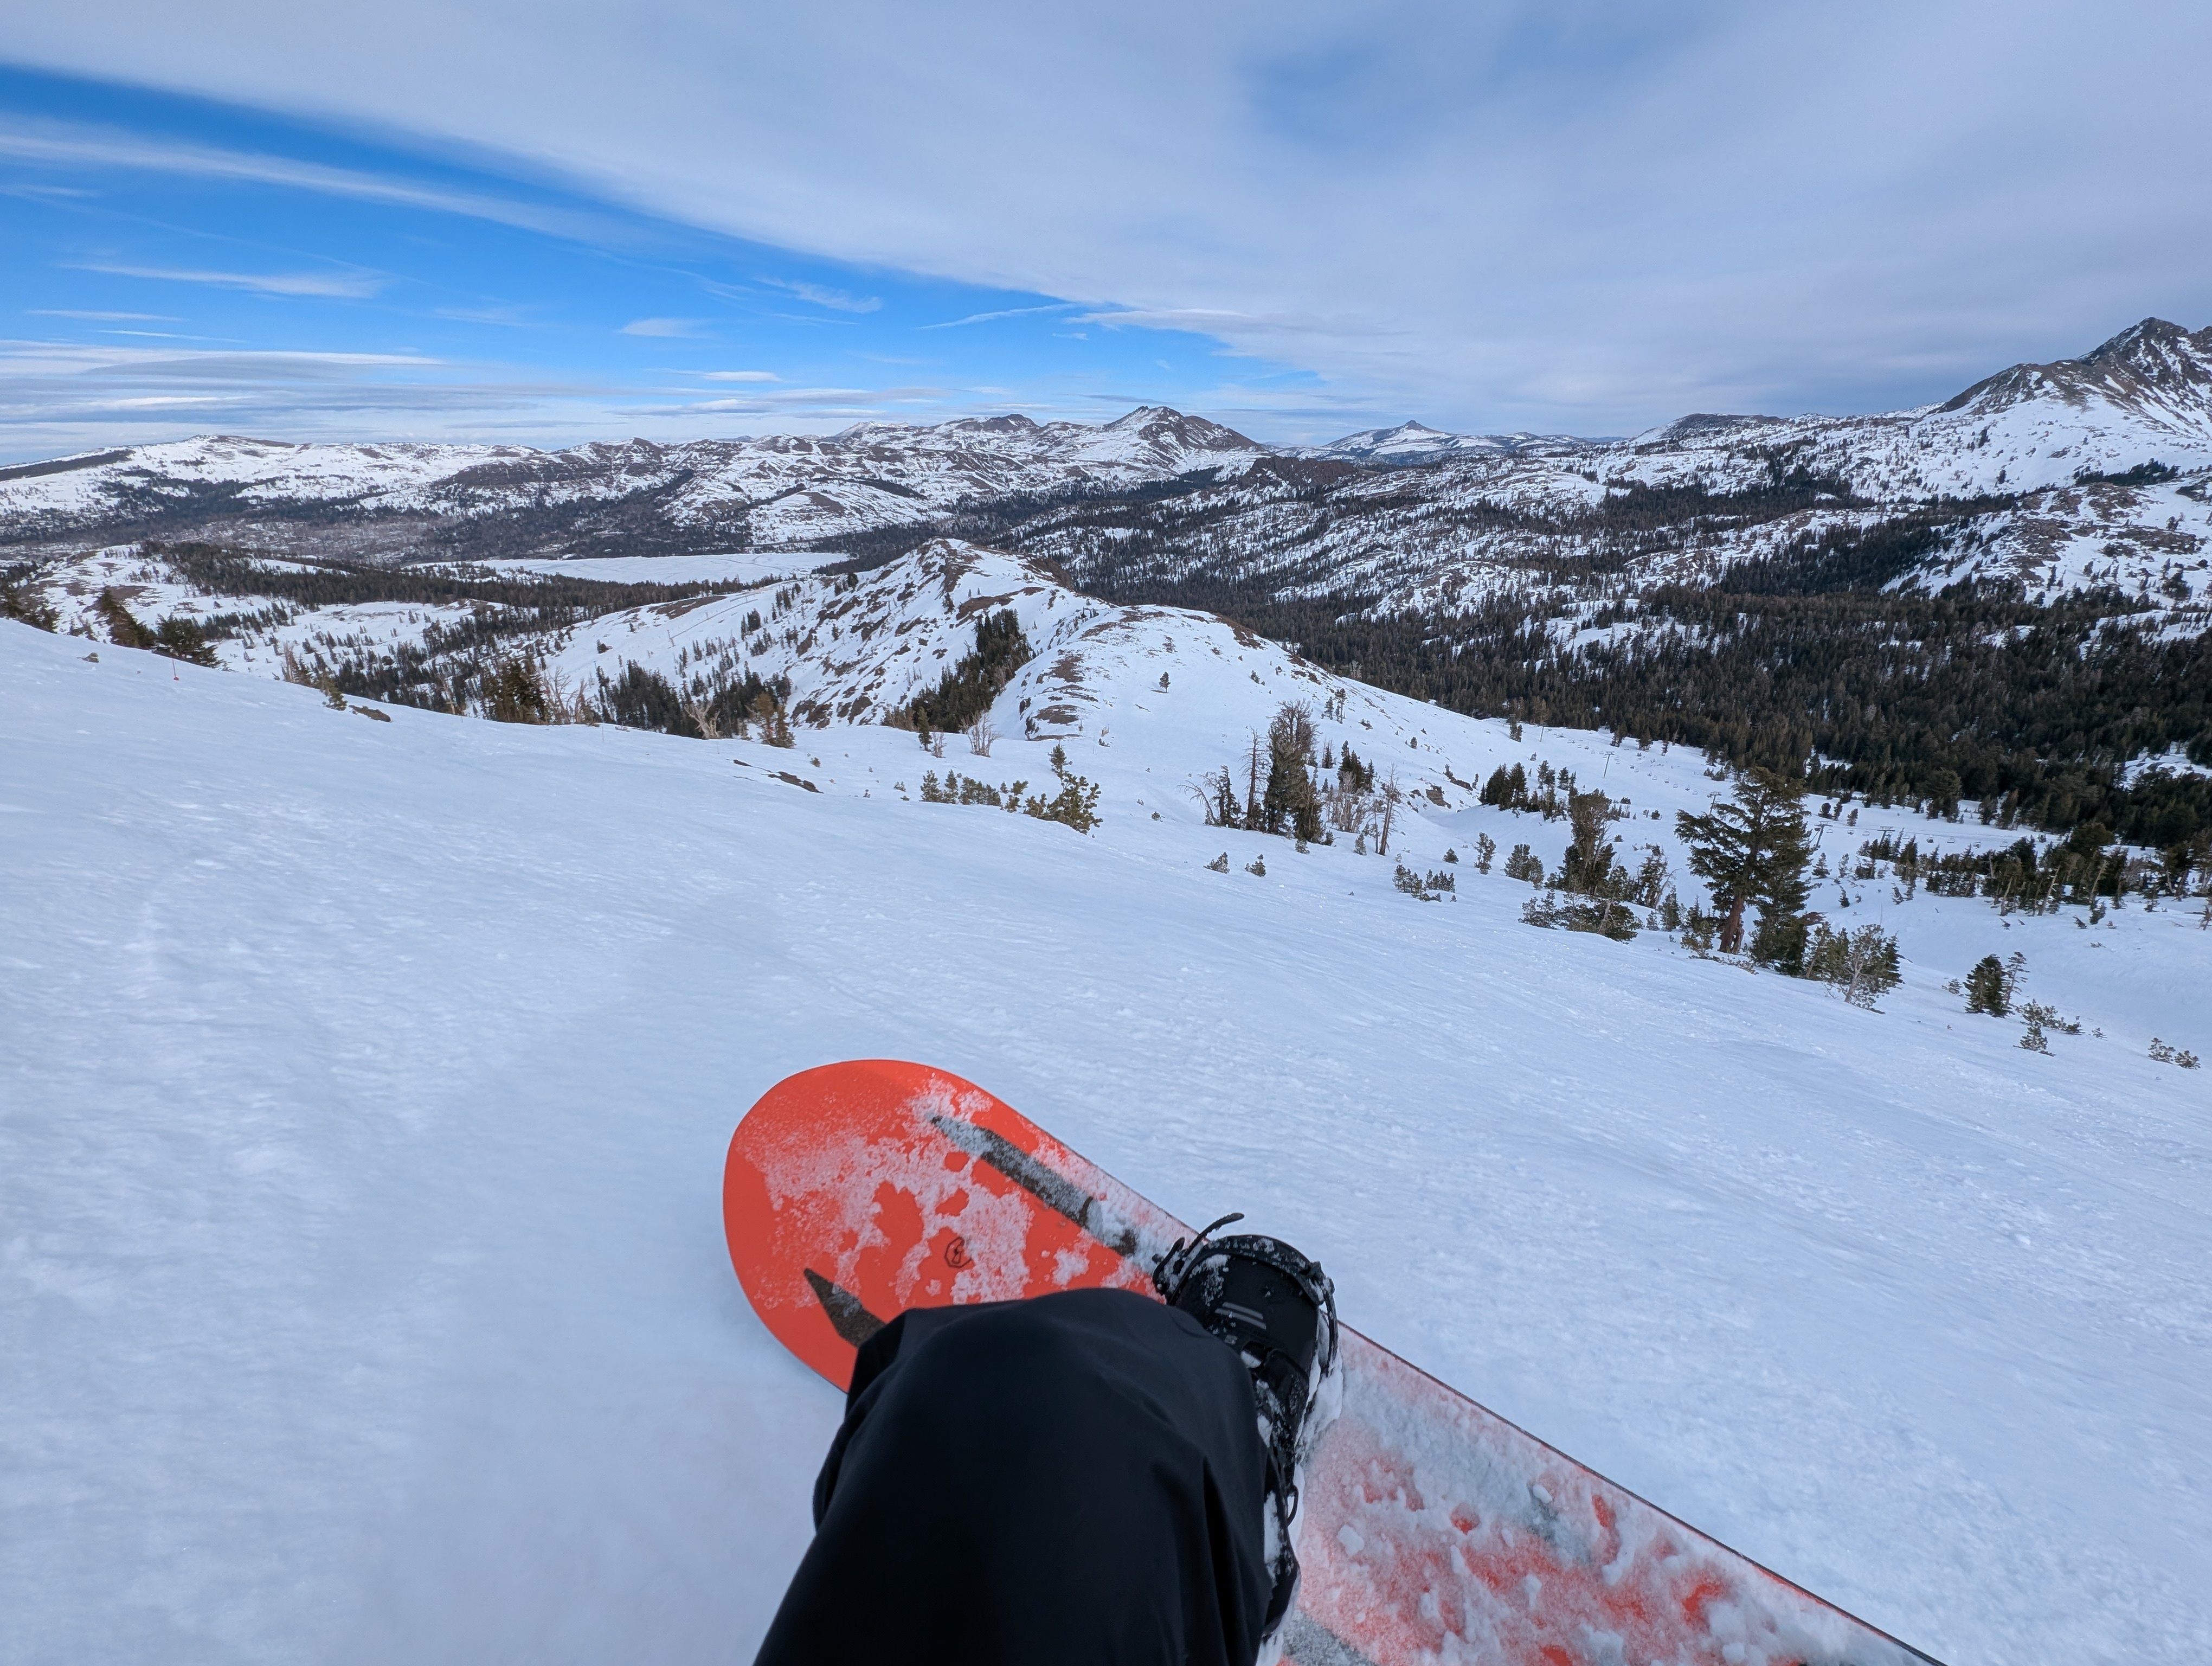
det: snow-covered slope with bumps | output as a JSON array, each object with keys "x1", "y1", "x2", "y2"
[{"x1": 4, "y1": 615, "x2": 2209, "y2": 1666}]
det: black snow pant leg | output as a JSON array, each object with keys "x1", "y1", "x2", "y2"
[{"x1": 753, "y1": 1286, "x2": 1272, "y2": 1666}]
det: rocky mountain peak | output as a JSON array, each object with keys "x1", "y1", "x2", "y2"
[{"x1": 1940, "y1": 317, "x2": 2212, "y2": 418}]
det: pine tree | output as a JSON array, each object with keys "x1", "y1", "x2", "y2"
[
  {"x1": 1964, "y1": 954, "x2": 2014, "y2": 1015},
  {"x1": 1675, "y1": 768, "x2": 1813, "y2": 955},
  {"x1": 1560, "y1": 790, "x2": 1619, "y2": 898},
  {"x1": 1261, "y1": 702, "x2": 1322, "y2": 843}
]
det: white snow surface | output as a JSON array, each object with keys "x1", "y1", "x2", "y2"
[{"x1": 4, "y1": 610, "x2": 2210, "y2": 1665}]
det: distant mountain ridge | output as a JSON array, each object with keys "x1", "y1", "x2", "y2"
[
  {"x1": 3, "y1": 319, "x2": 2208, "y2": 589},
  {"x1": 0, "y1": 405, "x2": 1270, "y2": 562},
  {"x1": 1299, "y1": 421, "x2": 1594, "y2": 465}
]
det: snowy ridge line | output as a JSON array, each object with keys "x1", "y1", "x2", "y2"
[{"x1": 0, "y1": 407, "x2": 1270, "y2": 556}]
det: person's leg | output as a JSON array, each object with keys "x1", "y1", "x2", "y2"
[{"x1": 754, "y1": 1287, "x2": 1272, "y2": 1666}]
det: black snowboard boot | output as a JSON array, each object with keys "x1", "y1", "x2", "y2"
[{"x1": 1153, "y1": 1213, "x2": 1341, "y2": 1656}]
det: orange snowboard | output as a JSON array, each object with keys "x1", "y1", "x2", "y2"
[{"x1": 725, "y1": 1060, "x2": 1940, "y2": 1666}]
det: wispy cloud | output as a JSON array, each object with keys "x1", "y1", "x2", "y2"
[
  {"x1": 700, "y1": 369, "x2": 778, "y2": 382},
  {"x1": 921, "y1": 303, "x2": 1075, "y2": 330},
  {"x1": 74, "y1": 262, "x2": 385, "y2": 298},
  {"x1": 761, "y1": 278, "x2": 882, "y2": 314},
  {"x1": 0, "y1": 119, "x2": 625, "y2": 246},
  {"x1": 620, "y1": 316, "x2": 708, "y2": 337},
  {"x1": 29, "y1": 309, "x2": 177, "y2": 322},
  {"x1": 433, "y1": 304, "x2": 538, "y2": 328}
]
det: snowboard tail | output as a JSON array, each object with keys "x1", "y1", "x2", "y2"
[{"x1": 725, "y1": 1060, "x2": 1940, "y2": 1666}]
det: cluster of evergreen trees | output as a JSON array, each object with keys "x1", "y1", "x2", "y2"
[
  {"x1": 92, "y1": 588, "x2": 220, "y2": 666},
  {"x1": 897, "y1": 610, "x2": 1032, "y2": 738},
  {"x1": 1200, "y1": 702, "x2": 1328, "y2": 844},
  {"x1": 915, "y1": 746, "x2": 1101, "y2": 833},
  {"x1": 1198, "y1": 703, "x2": 1424, "y2": 851},
  {"x1": 1852, "y1": 826, "x2": 2205, "y2": 913},
  {"x1": 1667, "y1": 768, "x2": 1901, "y2": 1002},
  {"x1": 876, "y1": 469, "x2": 2211, "y2": 870},
  {"x1": 97, "y1": 541, "x2": 760, "y2": 717}
]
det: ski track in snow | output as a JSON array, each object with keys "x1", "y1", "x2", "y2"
[{"x1": 3, "y1": 618, "x2": 2209, "y2": 1665}]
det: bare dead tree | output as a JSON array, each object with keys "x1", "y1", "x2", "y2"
[
  {"x1": 679, "y1": 684, "x2": 722, "y2": 740},
  {"x1": 1377, "y1": 768, "x2": 1401, "y2": 857}
]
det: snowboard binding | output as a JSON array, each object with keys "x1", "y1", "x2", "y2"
[{"x1": 1153, "y1": 1212, "x2": 1341, "y2": 1649}]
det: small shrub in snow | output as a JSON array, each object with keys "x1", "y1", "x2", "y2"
[
  {"x1": 1393, "y1": 864, "x2": 1457, "y2": 901},
  {"x1": 484, "y1": 656, "x2": 556, "y2": 725},
  {"x1": 2017, "y1": 1001, "x2": 2080, "y2": 1054},
  {"x1": 1503, "y1": 843, "x2": 1543, "y2": 884},
  {"x1": 1750, "y1": 911, "x2": 1812, "y2": 976},
  {"x1": 1522, "y1": 890, "x2": 1636, "y2": 940},
  {"x1": 1805, "y1": 924, "x2": 1902, "y2": 1008},
  {"x1": 1206, "y1": 852, "x2": 1230, "y2": 872},
  {"x1": 966, "y1": 716, "x2": 998, "y2": 757},
  {"x1": 1474, "y1": 833, "x2": 1496, "y2": 874},
  {"x1": 1245, "y1": 854, "x2": 1266, "y2": 876},
  {"x1": 1, "y1": 573, "x2": 59, "y2": 632},
  {"x1": 1442, "y1": 847, "x2": 1458, "y2": 863},
  {"x1": 1962, "y1": 953, "x2": 2022, "y2": 1016},
  {"x1": 919, "y1": 771, "x2": 1030, "y2": 810},
  {"x1": 1024, "y1": 748, "x2": 1101, "y2": 834},
  {"x1": 2148, "y1": 1037, "x2": 2201, "y2": 1068}
]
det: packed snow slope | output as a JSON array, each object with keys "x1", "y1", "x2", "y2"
[
  {"x1": 18, "y1": 534, "x2": 2209, "y2": 1059},
  {"x1": 5, "y1": 617, "x2": 2209, "y2": 1666}
]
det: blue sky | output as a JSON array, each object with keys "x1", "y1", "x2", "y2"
[
  {"x1": 1, "y1": 65, "x2": 1302, "y2": 460},
  {"x1": 4, "y1": 3, "x2": 2209, "y2": 460}
]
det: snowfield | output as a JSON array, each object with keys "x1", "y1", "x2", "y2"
[{"x1": 3, "y1": 616, "x2": 2209, "y2": 1665}]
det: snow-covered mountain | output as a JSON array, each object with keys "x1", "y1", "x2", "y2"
[
  {"x1": 973, "y1": 321, "x2": 2212, "y2": 641},
  {"x1": 9, "y1": 321, "x2": 2206, "y2": 640},
  {"x1": 5, "y1": 323, "x2": 2209, "y2": 625},
  {"x1": 1612, "y1": 317, "x2": 2212, "y2": 501},
  {"x1": 0, "y1": 406, "x2": 1265, "y2": 560},
  {"x1": 1301, "y1": 420, "x2": 1591, "y2": 465}
]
